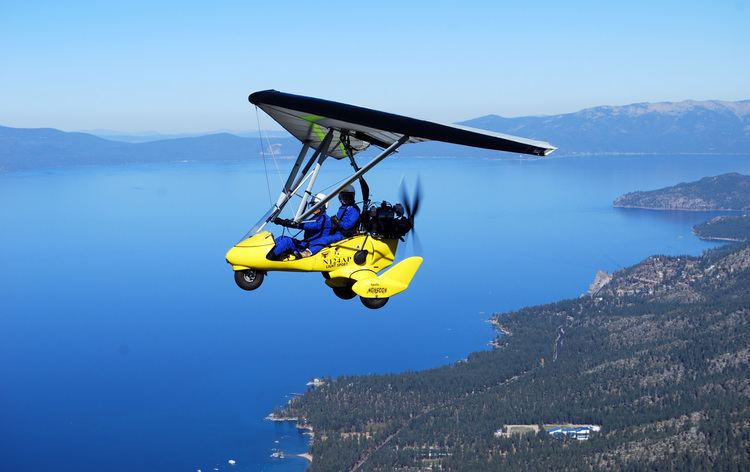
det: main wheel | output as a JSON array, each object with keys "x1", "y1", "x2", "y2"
[
  {"x1": 234, "y1": 269, "x2": 264, "y2": 291},
  {"x1": 360, "y1": 296, "x2": 389, "y2": 309},
  {"x1": 332, "y1": 285, "x2": 356, "y2": 300}
]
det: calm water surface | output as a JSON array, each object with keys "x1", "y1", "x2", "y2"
[{"x1": 2, "y1": 154, "x2": 749, "y2": 471}]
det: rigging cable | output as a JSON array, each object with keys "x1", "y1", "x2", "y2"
[
  {"x1": 256, "y1": 106, "x2": 272, "y2": 204},
  {"x1": 260, "y1": 119, "x2": 285, "y2": 190}
]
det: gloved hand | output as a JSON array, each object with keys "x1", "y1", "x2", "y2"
[{"x1": 273, "y1": 217, "x2": 299, "y2": 228}]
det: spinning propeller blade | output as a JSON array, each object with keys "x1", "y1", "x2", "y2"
[
  {"x1": 399, "y1": 176, "x2": 423, "y2": 254},
  {"x1": 400, "y1": 177, "x2": 422, "y2": 224}
]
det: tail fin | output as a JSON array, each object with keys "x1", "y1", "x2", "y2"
[{"x1": 352, "y1": 257, "x2": 423, "y2": 298}]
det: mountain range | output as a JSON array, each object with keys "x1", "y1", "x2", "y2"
[
  {"x1": 462, "y1": 99, "x2": 750, "y2": 154},
  {"x1": 2, "y1": 99, "x2": 749, "y2": 171}
]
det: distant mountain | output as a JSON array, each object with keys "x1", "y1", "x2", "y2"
[
  {"x1": 2, "y1": 99, "x2": 750, "y2": 171},
  {"x1": 83, "y1": 130, "x2": 221, "y2": 143},
  {"x1": 85, "y1": 129, "x2": 290, "y2": 143},
  {"x1": 613, "y1": 173, "x2": 750, "y2": 210},
  {"x1": 461, "y1": 99, "x2": 750, "y2": 155},
  {"x1": 0, "y1": 125, "x2": 300, "y2": 171}
]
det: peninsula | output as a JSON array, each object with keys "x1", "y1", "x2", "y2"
[
  {"x1": 613, "y1": 172, "x2": 750, "y2": 211},
  {"x1": 694, "y1": 215, "x2": 750, "y2": 241}
]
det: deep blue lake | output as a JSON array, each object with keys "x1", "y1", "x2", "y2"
[{"x1": 2, "y1": 154, "x2": 749, "y2": 471}]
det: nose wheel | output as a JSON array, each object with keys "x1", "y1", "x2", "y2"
[{"x1": 234, "y1": 269, "x2": 264, "y2": 291}]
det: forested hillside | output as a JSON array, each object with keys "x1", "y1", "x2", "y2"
[
  {"x1": 694, "y1": 215, "x2": 750, "y2": 241},
  {"x1": 285, "y1": 241, "x2": 750, "y2": 471}
]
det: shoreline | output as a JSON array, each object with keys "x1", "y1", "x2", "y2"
[
  {"x1": 265, "y1": 410, "x2": 315, "y2": 465},
  {"x1": 285, "y1": 316, "x2": 515, "y2": 465},
  {"x1": 489, "y1": 318, "x2": 513, "y2": 336},
  {"x1": 613, "y1": 204, "x2": 744, "y2": 212},
  {"x1": 5, "y1": 153, "x2": 750, "y2": 176},
  {"x1": 694, "y1": 235, "x2": 745, "y2": 242},
  {"x1": 265, "y1": 414, "x2": 298, "y2": 422},
  {"x1": 296, "y1": 452, "x2": 313, "y2": 463}
]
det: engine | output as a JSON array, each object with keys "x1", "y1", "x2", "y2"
[{"x1": 363, "y1": 201, "x2": 412, "y2": 239}]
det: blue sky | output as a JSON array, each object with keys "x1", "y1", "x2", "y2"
[{"x1": 1, "y1": 0, "x2": 748, "y2": 132}]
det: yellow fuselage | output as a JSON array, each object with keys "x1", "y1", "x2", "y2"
[
  {"x1": 226, "y1": 231, "x2": 422, "y2": 299},
  {"x1": 226, "y1": 231, "x2": 396, "y2": 274}
]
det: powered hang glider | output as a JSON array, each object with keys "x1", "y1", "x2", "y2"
[{"x1": 225, "y1": 90, "x2": 556, "y2": 309}]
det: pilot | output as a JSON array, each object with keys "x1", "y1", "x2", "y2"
[
  {"x1": 271, "y1": 193, "x2": 331, "y2": 259},
  {"x1": 320, "y1": 184, "x2": 361, "y2": 245}
]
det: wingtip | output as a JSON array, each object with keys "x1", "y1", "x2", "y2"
[{"x1": 248, "y1": 89, "x2": 277, "y2": 105}]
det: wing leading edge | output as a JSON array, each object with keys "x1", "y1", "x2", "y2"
[{"x1": 249, "y1": 89, "x2": 556, "y2": 159}]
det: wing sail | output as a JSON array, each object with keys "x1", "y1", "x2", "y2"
[{"x1": 249, "y1": 90, "x2": 556, "y2": 159}]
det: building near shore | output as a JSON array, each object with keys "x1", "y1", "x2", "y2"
[
  {"x1": 494, "y1": 424, "x2": 600, "y2": 440},
  {"x1": 547, "y1": 425, "x2": 600, "y2": 441}
]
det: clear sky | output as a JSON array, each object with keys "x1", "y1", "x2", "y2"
[{"x1": 1, "y1": 0, "x2": 748, "y2": 132}]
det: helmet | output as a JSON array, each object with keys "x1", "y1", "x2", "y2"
[
  {"x1": 339, "y1": 184, "x2": 356, "y2": 204},
  {"x1": 310, "y1": 193, "x2": 328, "y2": 209}
]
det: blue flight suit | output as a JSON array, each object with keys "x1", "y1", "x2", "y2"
[
  {"x1": 317, "y1": 204, "x2": 361, "y2": 246},
  {"x1": 272, "y1": 213, "x2": 332, "y2": 258}
]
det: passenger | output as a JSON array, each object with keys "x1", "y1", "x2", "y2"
[
  {"x1": 271, "y1": 193, "x2": 331, "y2": 259},
  {"x1": 318, "y1": 184, "x2": 361, "y2": 246}
]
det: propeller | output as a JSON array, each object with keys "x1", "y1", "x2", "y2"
[{"x1": 399, "y1": 176, "x2": 423, "y2": 254}]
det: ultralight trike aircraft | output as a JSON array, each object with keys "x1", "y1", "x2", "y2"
[{"x1": 225, "y1": 90, "x2": 555, "y2": 309}]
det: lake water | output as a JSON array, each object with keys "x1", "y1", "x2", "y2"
[{"x1": 2, "y1": 154, "x2": 749, "y2": 471}]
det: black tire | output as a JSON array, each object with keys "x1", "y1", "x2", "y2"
[
  {"x1": 234, "y1": 270, "x2": 264, "y2": 291},
  {"x1": 360, "y1": 296, "x2": 389, "y2": 309},
  {"x1": 322, "y1": 272, "x2": 330, "y2": 280},
  {"x1": 332, "y1": 285, "x2": 356, "y2": 300}
]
